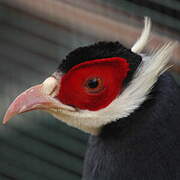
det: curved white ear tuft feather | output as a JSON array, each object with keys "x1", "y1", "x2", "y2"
[{"x1": 131, "y1": 17, "x2": 151, "y2": 53}]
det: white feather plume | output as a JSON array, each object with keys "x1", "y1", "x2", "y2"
[
  {"x1": 131, "y1": 17, "x2": 151, "y2": 53},
  {"x1": 103, "y1": 42, "x2": 177, "y2": 122}
]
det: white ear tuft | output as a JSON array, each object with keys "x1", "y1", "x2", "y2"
[{"x1": 131, "y1": 17, "x2": 151, "y2": 53}]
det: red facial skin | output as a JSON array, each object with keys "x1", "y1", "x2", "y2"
[{"x1": 57, "y1": 57, "x2": 130, "y2": 111}]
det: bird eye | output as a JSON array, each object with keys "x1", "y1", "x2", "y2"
[{"x1": 85, "y1": 77, "x2": 104, "y2": 93}]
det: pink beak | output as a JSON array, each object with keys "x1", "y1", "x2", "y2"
[
  {"x1": 3, "y1": 84, "x2": 52, "y2": 124},
  {"x1": 3, "y1": 72, "x2": 76, "y2": 125}
]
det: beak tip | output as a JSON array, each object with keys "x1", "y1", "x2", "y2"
[
  {"x1": 2, "y1": 113, "x2": 10, "y2": 125},
  {"x1": 2, "y1": 121, "x2": 7, "y2": 125},
  {"x1": 2, "y1": 109, "x2": 16, "y2": 125}
]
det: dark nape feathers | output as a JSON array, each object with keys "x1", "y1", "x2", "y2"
[
  {"x1": 58, "y1": 42, "x2": 142, "y2": 85},
  {"x1": 83, "y1": 73, "x2": 180, "y2": 180}
]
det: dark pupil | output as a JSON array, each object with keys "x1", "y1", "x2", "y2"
[{"x1": 87, "y1": 78, "x2": 99, "y2": 89}]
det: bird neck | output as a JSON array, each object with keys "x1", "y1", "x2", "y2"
[{"x1": 99, "y1": 73, "x2": 180, "y2": 138}]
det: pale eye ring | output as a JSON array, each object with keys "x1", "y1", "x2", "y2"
[{"x1": 85, "y1": 77, "x2": 104, "y2": 93}]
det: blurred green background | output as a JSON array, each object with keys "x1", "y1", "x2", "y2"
[{"x1": 0, "y1": 0, "x2": 180, "y2": 179}]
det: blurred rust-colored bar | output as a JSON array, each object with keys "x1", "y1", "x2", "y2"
[{"x1": 1, "y1": 0, "x2": 180, "y2": 73}]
